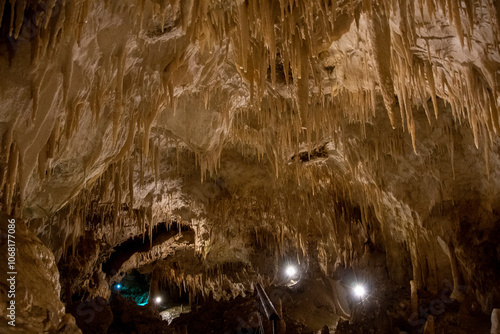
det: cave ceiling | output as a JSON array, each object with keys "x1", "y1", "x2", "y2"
[{"x1": 0, "y1": 0, "x2": 499, "y2": 331}]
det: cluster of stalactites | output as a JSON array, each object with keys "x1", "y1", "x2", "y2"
[
  {"x1": 1, "y1": 0, "x2": 499, "y2": 250},
  {"x1": 45, "y1": 133, "x2": 173, "y2": 259},
  {"x1": 0, "y1": 0, "x2": 90, "y2": 216},
  {"x1": 0, "y1": 0, "x2": 90, "y2": 61},
  {"x1": 182, "y1": 0, "x2": 499, "y2": 173},
  {"x1": 153, "y1": 260, "x2": 251, "y2": 304},
  {"x1": 3, "y1": 0, "x2": 498, "y2": 198},
  {"x1": 384, "y1": 0, "x2": 499, "y2": 150},
  {"x1": 202, "y1": 160, "x2": 383, "y2": 272}
]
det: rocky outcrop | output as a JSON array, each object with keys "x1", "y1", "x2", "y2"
[{"x1": 0, "y1": 213, "x2": 81, "y2": 333}]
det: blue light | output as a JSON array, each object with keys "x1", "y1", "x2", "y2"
[
  {"x1": 137, "y1": 296, "x2": 149, "y2": 306},
  {"x1": 115, "y1": 284, "x2": 122, "y2": 290}
]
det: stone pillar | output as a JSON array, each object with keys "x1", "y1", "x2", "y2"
[
  {"x1": 492, "y1": 309, "x2": 500, "y2": 334},
  {"x1": 306, "y1": 218, "x2": 319, "y2": 274},
  {"x1": 277, "y1": 298, "x2": 286, "y2": 334},
  {"x1": 447, "y1": 243, "x2": 465, "y2": 302}
]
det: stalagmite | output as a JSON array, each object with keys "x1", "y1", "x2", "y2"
[
  {"x1": 447, "y1": 242, "x2": 465, "y2": 302},
  {"x1": 423, "y1": 315, "x2": 435, "y2": 334},
  {"x1": 492, "y1": 309, "x2": 500, "y2": 334},
  {"x1": 277, "y1": 298, "x2": 286, "y2": 334},
  {"x1": 410, "y1": 280, "x2": 418, "y2": 314}
]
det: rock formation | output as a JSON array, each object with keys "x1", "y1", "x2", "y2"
[{"x1": 0, "y1": 0, "x2": 499, "y2": 332}]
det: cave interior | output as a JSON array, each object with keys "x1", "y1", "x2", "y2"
[{"x1": 0, "y1": 0, "x2": 500, "y2": 333}]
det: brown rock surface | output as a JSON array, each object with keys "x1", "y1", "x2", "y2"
[
  {"x1": 0, "y1": 0, "x2": 499, "y2": 332},
  {"x1": 0, "y1": 213, "x2": 81, "y2": 333}
]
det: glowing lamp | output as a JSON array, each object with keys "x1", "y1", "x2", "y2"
[
  {"x1": 353, "y1": 284, "x2": 366, "y2": 298},
  {"x1": 115, "y1": 284, "x2": 122, "y2": 290},
  {"x1": 285, "y1": 265, "x2": 297, "y2": 277},
  {"x1": 155, "y1": 296, "x2": 162, "y2": 304}
]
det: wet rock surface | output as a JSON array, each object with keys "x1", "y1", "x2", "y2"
[
  {"x1": 0, "y1": 0, "x2": 499, "y2": 332},
  {"x1": 0, "y1": 214, "x2": 81, "y2": 333}
]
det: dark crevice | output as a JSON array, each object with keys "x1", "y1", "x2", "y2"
[
  {"x1": 291, "y1": 144, "x2": 328, "y2": 162},
  {"x1": 102, "y1": 221, "x2": 192, "y2": 277}
]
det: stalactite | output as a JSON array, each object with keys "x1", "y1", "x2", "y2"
[
  {"x1": 237, "y1": 1, "x2": 250, "y2": 74},
  {"x1": 7, "y1": 0, "x2": 16, "y2": 37},
  {"x1": 12, "y1": 0, "x2": 26, "y2": 39},
  {"x1": 62, "y1": 46, "x2": 74, "y2": 107},
  {"x1": 4, "y1": 142, "x2": 19, "y2": 214},
  {"x1": 43, "y1": 0, "x2": 58, "y2": 29},
  {"x1": 113, "y1": 45, "x2": 126, "y2": 143},
  {"x1": 180, "y1": 0, "x2": 194, "y2": 32},
  {"x1": 113, "y1": 161, "x2": 122, "y2": 244},
  {"x1": 154, "y1": 140, "x2": 160, "y2": 186},
  {"x1": 128, "y1": 155, "x2": 134, "y2": 218},
  {"x1": 483, "y1": 130, "x2": 490, "y2": 180},
  {"x1": 425, "y1": 63, "x2": 438, "y2": 119},
  {"x1": 370, "y1": 1, "x2": 397, "y2": 128},
  {"x1": 147, "y1": 204, "x2": 153, "y2": 248},
  {"x1": 47, "y1": 0, "x2": 66, "y2": 57},
  {"x1": 487, "y1": 88, "x2": 500, "y2": 135},
  {"x1": 0, "y1": 0, "x2": 6, "y2": 30}
]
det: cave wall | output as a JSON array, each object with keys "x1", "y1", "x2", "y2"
[
  {"x1": 0, "y1": 0, "x2": 499, "y2": 328},
  {"x1": 0, "y1": 213, "x2": 81, "y2": 333}
]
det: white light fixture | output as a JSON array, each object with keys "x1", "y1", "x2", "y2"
[
  {"x1": 353, "y1": 284, "x2": 366, "y2": 298},
  {"x1": 285, "y1": 265, "x2": 297, "y2": 277},
  {"x1": 155, "y1": 296, "x2": 162, "y2": 304}
]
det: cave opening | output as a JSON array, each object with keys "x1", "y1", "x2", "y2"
[
  {"x1": 112, "y1": 269, "x2": 150, "y2": 306},
  {"x1": 111, "y1": 268, "x2": 192, "y2": 324},
  {"x1": 102, "y1": 220, "x2": 191, "y2": 277}
]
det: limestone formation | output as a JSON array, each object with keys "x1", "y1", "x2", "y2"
[
  {"x1": 0, "y1": 0, "x2": 499, "y2": 332},
  {"x1": 423, "y1": 315, "x2": 435, "y2": 334},
  {"x1": 492, "y1": 309, "x2": 500, "y2": 334},
  {"x1": 0, "y1": 214, "x2": 81, "y2": 333}
]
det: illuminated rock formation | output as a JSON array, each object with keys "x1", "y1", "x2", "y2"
[{"x1": 0, "y1": 0, "x2": 499, "y2": 332}]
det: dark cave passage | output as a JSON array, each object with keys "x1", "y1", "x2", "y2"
[{"x1": 102, "y1": 221, "x2": 193, "y2": 277}]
